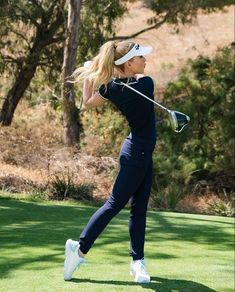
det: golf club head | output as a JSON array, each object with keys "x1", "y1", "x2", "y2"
[{"x1": 169, "y1": 110, "x2": 190, "y2": 133}]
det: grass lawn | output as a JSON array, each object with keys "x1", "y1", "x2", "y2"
[{"x1": 0, "y1": 194, "x2": 234, "y2": 292}]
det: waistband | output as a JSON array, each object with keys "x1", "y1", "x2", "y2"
[{"x1": 126, "y1": 133, "x2": 156, "y2": 151}]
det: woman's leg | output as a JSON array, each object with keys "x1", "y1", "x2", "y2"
[
  {"x1": 79, "y1": 161, "x2": 149, "y2": 254},
  {"x1": 129, "y1": 159, "x2": 153, "y2": 260}
]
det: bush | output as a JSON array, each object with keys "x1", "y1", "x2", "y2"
[
  {"x1": 48, "y1": 173, "x2": 96, "y2": 202},
  {"x1": 79, "y1": 44, "x2": 235, "y2": 215},
  {"x1": 208, "y1": 190, "x2": 234, "y2": 217},
  {"x1": 150, "y1": 44, "x2": 235, "y2": 212},
  {"x1": 81, "y1": 102, "x2": 129, "y2": 156},
  {"x1": 150, "y1": 180, "x2": 185, "y2": 210}
]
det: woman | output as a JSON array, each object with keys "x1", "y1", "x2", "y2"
[{"x1": 64, "y1": 40, "x2": 157, "y2": 284}]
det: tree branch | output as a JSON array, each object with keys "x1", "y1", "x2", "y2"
[
  {"x1": 108, "y1": 19, "x2": 165, "y2": 40},
  {"x1": 12, "y1": 9, "x2": 41, "y2": 29},
  {"x1": 209, "y1": 96, "x2": 221, "y2": 108},
  {"x1": 28, "y1": 0, "x2": 45, "y2": 13},
  {"x1": 109, "y1": 3, "x2": 185, "y2": 41},
  {"x1": 11, "y1": 29, "x2": 31, "y2": 47},
  {"x1": 44, "y1": 8, "x2": 65, "y2": 43},
  {"x1": 1, "y1": 53, "x2": 22, "y2": 65}
]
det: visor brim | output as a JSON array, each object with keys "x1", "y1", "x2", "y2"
[
  {"x1": 114, "y1": 44, "x2": 153, "y2": 65},
  {"x1": 135, "y1": 46, "x2": 152, "y2": 56}
]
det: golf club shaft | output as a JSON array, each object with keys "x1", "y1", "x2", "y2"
[
  {"x1": 85, "y1": 60, "x2": 170, "y2": 112},
  {"x1": 118, "y1": 81, "x2": 170, "y2": 112}
]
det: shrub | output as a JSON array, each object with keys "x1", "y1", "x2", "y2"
[
  {"x1": 47, "y1": 173, "x2": 96, "y2": 202},
  {"x1": 150, "y1": 44, "x2": 235, "y2": 212},
  {"x1": 81, "y1": 102, "x2": 129, "y2": 156},
  {"x1": 208, "y1": 190, "x2": 234, "y2": 217},
  {"x1": 79, "y1": 44, "x2": 235, "y2": 214},
  {"x1": 150, "y1": 182, "x2": 185, "y2": 210}
]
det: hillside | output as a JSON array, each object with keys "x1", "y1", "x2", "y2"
[
  {"x1": 0, "y1": 4, "x2": 234, "y2": 214},
  {"x1": 117, "y1": 3, "x2": 234, "y2": 86}
]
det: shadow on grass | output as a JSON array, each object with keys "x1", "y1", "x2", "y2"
[
  {"x1": 146, "y1": 210, "x2": 234, "y2": 249},
  {"x1": 0, "y1": 197, "x2": 233, "y2": 282},
  {"x1": 70, "y1": 276, "x2": 216, "y2": 291}
]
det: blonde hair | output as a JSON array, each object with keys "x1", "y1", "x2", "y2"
[{"x1": 71, "y1": 40, "x2": 135, "y2": 91}]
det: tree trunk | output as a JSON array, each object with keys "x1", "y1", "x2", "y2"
[
  {"x1": 0, "y1": 3, "x2": 65, "y2": 126},
  {"x1": 62, "y1": 0, "x2": 82, "y2": 146},
  {"x1": 0, "y1": 63, "x2": 37, "y2": 126}
]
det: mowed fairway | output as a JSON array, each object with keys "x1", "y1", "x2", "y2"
[{"x1": 0, "y1": 196, "x2": 234, "y2": 292}]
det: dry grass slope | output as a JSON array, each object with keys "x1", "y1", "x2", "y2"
[
  {"x1": 117, "y1": 3, "x2": 234, "y2": 86},
  {"x1": 0, "y1": 4, "x2": 234, "y2": 212}
]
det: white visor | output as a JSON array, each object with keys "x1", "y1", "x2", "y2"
[{"x1": 114, "y1": 43, "x2": 152, "y2": 66}]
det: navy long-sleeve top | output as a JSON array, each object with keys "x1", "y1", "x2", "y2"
[{"x1": 99, "y1": 76, "x2": 157, "y2": 151}]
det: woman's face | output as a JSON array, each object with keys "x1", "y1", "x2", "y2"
[{"x1": 123, "y1": 56, "x2": 146, "y2": 75}]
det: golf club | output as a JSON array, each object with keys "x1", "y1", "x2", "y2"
[
  {"x1": 116, "y1": 80, "x2": 190, "y2": 133},
  {"x1": 83, "y1": 61, "x2": 190, "y2": 133}
]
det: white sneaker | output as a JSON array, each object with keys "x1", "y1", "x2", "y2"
[
  {"x1": 64, "y1": 239, "x2": 85, "y2": 281},
  {"x1": 130, "y1": 259, "x2": 150, "y2": 283}
]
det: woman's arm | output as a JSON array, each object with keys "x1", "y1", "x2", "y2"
[{"x1": 83, "y1": 79, "x2": 106, "y2": 108}]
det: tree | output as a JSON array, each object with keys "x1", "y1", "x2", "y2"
[
  {"x1": 150, "y1": 44, "x2": 235, "y2": 202},
  {"x1": 76, "y1": 0, "x2": 127, "y2": 64},
  {"x1": 0, "y1": 0, "x2": 127, "y2": 130},
  {"x1": 0, "y1": 0, "x2": 233, "y2": 145},
  {"x1": 62, "y1": 0, "x2": 82, "y2": 146},
  {"x1": 61, "y1": 0, "x2": 127, "y2": 145},
  {"x1": 112, "y1": 0, "x2": 234, "y2": 40},
  {"x1": 0, "y1": 0, "x2": 66, "y2": 125}
]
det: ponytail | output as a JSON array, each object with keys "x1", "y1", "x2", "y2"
[{"x1": 71, "y1": 40, "x2": 135, "y2": 91}]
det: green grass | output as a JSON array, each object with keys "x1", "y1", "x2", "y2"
[{"x1": 0, "y1": 194, "x2": 234, "y2": 292}]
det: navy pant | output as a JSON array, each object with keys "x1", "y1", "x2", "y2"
[{"x1": 79, "y1": 137, "x2": 153, "y2": 260}]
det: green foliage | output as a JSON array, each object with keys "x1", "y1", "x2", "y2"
[
  {"x1": 81, "y1": 102, "x2": 129, "y2": 155},
  {"x1": 150, "y1": 181, "x2": 185, "y2": 210},
  {"x1": 150, "y1": 44, "x2": 235, "y2": 209},
  {"x1": 28, "y1": 188, "x2": 47, "y2": 201},
  {"x1": 0, "y1": 0, "x2": 130, "y2": 108},
  {"x1": 1, "y1": 0, "x2": 233, "y2": 129},
  {"x1": 77, "y1": 0, "x2": 127, "y2": 64},
  {"x1": 81, "y1": 44, "x2": 234, "y2": 213},
  {"x1": 145, "y1": 0, "x2": 234, "y2": 26},
  {"x1": 0, "y1": 0, "x2": 66, "y2": 112},
  {"x1": 0, "y1": 0, "x2": 65, "y2": 75},
  {"x1": 208, "y1": 190, "x2": 235, "y2": 217},
  {"x1": 165, "y1": 44, "x2": 235, "y2": 172},
  {"x1": 208, "y1": 199, "x2": 234, "y2": 217},
  {"x1": 48, "y1": 172, "x2": 96, "y2": 202}
]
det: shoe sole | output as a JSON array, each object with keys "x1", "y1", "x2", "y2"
[
  {"x1": 135, "y1": 276, "x2": 150, "y2": 283},
  {"x1": 130, "y1": 270, "x2": 150, "y2": 283}
]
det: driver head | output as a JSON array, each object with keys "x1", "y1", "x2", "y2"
[{"x1": 169, "y1": 110, "x2": 190, "y2": 133}]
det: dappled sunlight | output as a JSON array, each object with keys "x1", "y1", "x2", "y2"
[
  {"x1": 0, "y1": 197, "x2": 233, "y2": 292},
  {"x1": 69, "y1": 276, "x2": 216, "y2": 291},
  {"x1": 146, "y1": 210, "x2": 234, "y2": 248}
]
